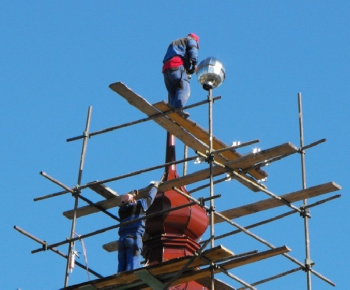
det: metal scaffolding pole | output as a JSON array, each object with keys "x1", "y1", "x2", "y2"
[
  {"x1": 207, "y1": 88, "x2": 216, "y2": 290},
  {"x1": 64, "y1": 106, "x2": 92, "y2": 288},
  {"x1": 31, "y1": 195, "x2": 219, "y2": 254},
  {"x1": 66, "y1": 96, "x2": 221, "y2": 142},
  {"x1": 14, "y1": 226, "x2": 103, "y2": 279},
  {"x1": 298, "y1": 92, "x2": 313, "y2": 289}
]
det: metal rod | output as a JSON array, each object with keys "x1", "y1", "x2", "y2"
[
  {"x1": 298, "y1": 92, "x2": 312, "y2": 290},
  {"x1": 183, "y1": 145, "x2": 188, "y2": 176},
  {"x1": 35, "y1": 137, "x2": 259, "y2": 202},
  {"x1": 66, "y1": 96, "x2": 221, "y2": 142},
  {"x1": 35, "y1": 155, "x2": 200, "y2": 202},
  {"x1": 64, "y1": 106, "x2": 92, "y2": 288},
  {"x1": 14, "y1": 226, "x2": 103, "y2": 278},
  {"x1": 174, "y1": 186, "x2": 335, "y2": 286},
  {"x1": 213, "y1": 194, "x2": 340, "y2": 242},
  {"x1": 187, "y1": 176, "x2": 229, "y2": 194},
  {"x1": 238, "y1": 267, "x2": 303, "y2": 289},
  {"x1": 217, "y1": 162, "x2": 303, "y2": 214},
  {"x1": 31, "y1": 195, "x2": 220, "y2": 254},
  {"x1": 242, "y1": 138, "x2": 326, "y2": 173},
  {"x1": 213, "y1": 201, "x2": 335, "y2": 286},
  {"x1": 207, "y1": 88, "x2": 215, "y2": 290},
  {"x1": 217, "y1": 264, "x2": 256, "y2": 290},
  {"x1": 40, "y1": 171, "x2": 120, "y2": 221}
]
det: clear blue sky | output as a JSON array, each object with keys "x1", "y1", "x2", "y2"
[{"x1": 2, "y1": 1, "x2": 349, "y2": 289}]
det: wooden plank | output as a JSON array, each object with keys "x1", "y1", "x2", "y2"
[
  {"x1": 162, "y1": 246, "x2": 291, "y2": 288},
  {"x1": 109, "y1": 82, "x2": 210, "y2": 153},
  {"x1": 215, "y1": 182, "x2": 342, "y2": 223},
  {"x1": 109, "y1": 82, "x2": 264, "y2": 191},
  {"x1": 154, "y1": 101, "x2": 268, "y2": 180},
  {"x1": 87, "y1": 181, "x2": 118, "y2": 199},
  {"x1": 63, "y1": 162, "x2": 253, "y2": 219},
  {"x1": 65, "y1": 245, "x2": 234, "y2": 289},
  {"x1": 67, "y1": 246, "x2": 289, "y2": 289},
  {"x1": 63, "y1": 142, "x2": 299, "y2": 219},
  {"x1": 127, "y1": 246, "x2": 290, "y2": 289},
  {"x1": 225, "y1": 142, "x2": 298, "y2": 169}
]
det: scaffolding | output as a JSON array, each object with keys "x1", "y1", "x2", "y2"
[{"x1": 15, "y1": 81, "x2": 342, "y2": 289}]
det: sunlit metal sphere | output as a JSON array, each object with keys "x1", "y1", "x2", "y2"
[{"x1": 196, "y1": 57, "x2": 225, "y2": 90}]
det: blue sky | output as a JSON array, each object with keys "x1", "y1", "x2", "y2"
[{"x1": 2, "y1": 1, "x2": 349, "y2": 289}]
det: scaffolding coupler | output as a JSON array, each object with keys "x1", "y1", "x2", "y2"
[
  {"x1": 303, "y1": 258, "x2": 315, "y2": 272},
  {"x1": 299, "y1": 205, "x2": 311, "y2": 219},
  {"x1": 72, "y1": 185, "x2": 81, "y2": 197},
  {"x1": 42, "y1": 241, "x2": 48, "y2": 251}
]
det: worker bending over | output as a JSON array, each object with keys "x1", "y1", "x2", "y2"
[{"x1": 117, "y1": 181, "x2": 159, "y2": 272}]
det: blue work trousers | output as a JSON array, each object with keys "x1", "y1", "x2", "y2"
[
  {"x1": 163, "y1": 66, "x2": 191, "y2": 108},
  {"x1": 118, "y1": 234, "x2": 142, "y2": 272}
]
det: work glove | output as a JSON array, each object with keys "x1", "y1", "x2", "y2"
[
  {"x1": 187, "y1": 63, "x2": 197, "y2": 75},
  {"x1": 150, "y1": 181, "x2": 160, "y2": 188}
]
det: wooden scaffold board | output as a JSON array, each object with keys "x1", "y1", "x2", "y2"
[
  {"x1": 63, "y1": 142, "x2": 299, "y2": 220},
  {"x1": 65, "y1": 245, "x2": 290, "y2": 289},
  {"x1": 109, "y1": 82, "x2": 270, "y2": 190}
]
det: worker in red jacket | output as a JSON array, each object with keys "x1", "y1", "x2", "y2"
[{"x1": 162, "y1": 33, "x2": 199, "y2": 114}]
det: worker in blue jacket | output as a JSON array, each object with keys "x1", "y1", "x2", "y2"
[
  {"x1": 117, "y1": 181, "x2": 159, "y2": 272},
  {"x1": 162, "y1": 33, "x2": 199, "y2": 113}
]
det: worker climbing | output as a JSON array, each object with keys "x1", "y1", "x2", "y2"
[
  {"x1": 117, "y1": 181, "x2": 160, "y2": 272},
  {"x1": 162, "y1": 33, "x2": 200, "y2": 117}
]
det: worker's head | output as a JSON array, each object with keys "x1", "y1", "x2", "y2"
[
  {"x1": 121, "y1": 193, "x2": 135, "y2": 204},
  {"x1": 188, "y1": 33, "x2": 199, "y2": 43}
]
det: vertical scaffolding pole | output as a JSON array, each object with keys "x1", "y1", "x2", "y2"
[
  {"x1": 183, "y1": 145, "x2": 188, "y2": 176},
  {"x1": 298, "y1": 93, "x2": 312, "y2": 289},
  {"x1": 64, "y1": 106, "x2": 92, "y2": 288},
  {"x1": 208, "y1": 89, "x2": 215, "y2": 290}
]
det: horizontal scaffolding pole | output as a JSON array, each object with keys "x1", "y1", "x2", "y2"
[
  {"x1": 209, "y1": 158, "x2": 303, "y2": 214},
  {"x1": 34, "y1": 156, "x2": 199, "y2": 202},
  {"x1": 214, "y1": 194, "x2": 341, "y2": 242},
  {"x1": 243, "y1": 138, "x2": 326, "y2": 173},
  {"x1": 66, "y1": 96, "x2": 221, "y2": 142},
  {"x1": 31, "y1": 194, "x2": 220, "y2": 254},
  {"x1": 14, "y1": 226, "x2": 103, "y2": 279},
  {"x1": 238, "y1": 267, "x2": 303, "y2": 290},
  {"x1": 173, "y1": 187, "x2": 336, "y2": 286},
  {"x1": 39, "y1": 171, "x2": 120, "y2": 221},
  {"x1": 35, "y1": 138, "x2": 258, "y2": 202}
]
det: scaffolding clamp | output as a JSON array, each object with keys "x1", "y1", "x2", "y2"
[
  {"x1": 206, "y1": 152, "x2": 215, "y2": 163},
  {"x1": 299, "y1": 205, "x2": 311, "y2": 219},
  {"x1": 198, "y1": 197, "x2": 205, "y2": 208},
  {"x1": 207, "y1": 205, "x2": 216, "y2": 214},
  {"x1": 303, "y1": 258, "x2": 315, "y2": 272},
  {"x1": 72, "y1": 185, "x2": 81, "y2": 197},
  {"x1": 83, "y1": 130, "x2": 90, "y2": 139},
  {"x1": 42, "y1": 241, "x2": 48, "y2": 251}
]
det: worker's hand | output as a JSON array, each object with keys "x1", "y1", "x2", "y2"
[
  {"x1": 150, "y1": 181, "x2": 160, "y2": 188},
  {"x1": 121, "y1": 194, "x2": 132, "y2": 204},
  {"x1": 187, "y1": 64, "x2": 196, "y2": 75}
]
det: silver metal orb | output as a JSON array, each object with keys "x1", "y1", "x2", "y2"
[{"x1": 196, "y1": 57, "x2": 225, "y2": 90}]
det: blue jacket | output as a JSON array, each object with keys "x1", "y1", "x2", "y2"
[
  {"x1": 118, "y1": 186, "x2": 157, "y2": 237},
  {"x1": 162, "y1": 36, "x2": 199, "y2": 72}
]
